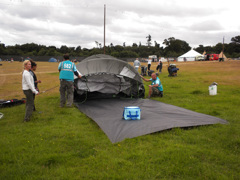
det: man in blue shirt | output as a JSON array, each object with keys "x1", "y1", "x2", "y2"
[
  {"x1": 58, "y1": 54, "x2": 82, "y2": 107},
  {"x1": 140, "y1": 73, "x2": 163, "y2": 98}
]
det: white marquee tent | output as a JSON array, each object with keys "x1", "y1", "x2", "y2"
[{"x1": 178, "y1": 49, "x2": 202, "y2": 62}]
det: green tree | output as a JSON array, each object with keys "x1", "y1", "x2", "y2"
[
  {"x1": 214, "y1": 43, "x2": 224, "y2": 53},
  {"x1": 231, "y1": 35, "x2": 240, "y2": 45},
  {"x1": 154, "y1": 41, "x2": 160, "y2": 48},
  {"x1": 119, "y1": 51, "x2": 138, "y2": 58},
  {"x1": 132, "y1": 43, "x2": 138, "y2": 47},
  {"x1": 195, "y1": 45, "x2": 205, "y2": 54},
  {"x1": 204, "y1": 46, "x2": 214, "y2": 54},
  {"x1": 111, "y1": 51, "x2": 120, "y2": 57},
  {"x1": 59, "y1": 45, "x2": 69, "y2": 54},
  {"x1": 95, "y1": 41, "x2": 99, "y2": 48},
  {"x1": 163, "y1": 37, "x2": 191, "y2": 57},
  {"x1": 230, "y1": 35, "x2": 240, "y2": 54},
  {"x1": 37, "y1": 48, "x2": 47, "y2": 56},
  {"x1": 114, "y1": 45, "x2": 124, "y2": 52},
  {"x1": 20, "y1": 43, "x2": 40, "y2": 53},
  {"x1": 46, "y1": 48, "x2": 56, "y2": 56},
  {"x1": 76, "y1": 46, "x2": 82, "y2": 52},
  {"x1": 82, "y1": 48, "x2": 90, "y2": 56},
  {"x1": 165, "y1": 51, "x2": 179, "y2": 57},
  {"x1": 89, "y1": 48, "x2": 103, "y2": 55},
  {"x1": 6, "y1": 46, "x2": 19, "y2": 55},
  {"x1": 146, "y1": 34, "x2": 151, "y2": 47}
]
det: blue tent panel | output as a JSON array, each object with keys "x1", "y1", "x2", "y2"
[{"x1": 49, "y1": 57, "x2": 57, "y2": 62}]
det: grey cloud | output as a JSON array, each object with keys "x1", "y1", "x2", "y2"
[
  {"x1": 107, "y1": 0, "x2": 216, "y2": 19},
  {"x1": 2, "y1": 4, "x2": 51, "y2": 20},
  {"x1": 0, "y1": 12, "x2": 39, "y2": 32},
  {"x1": 50, "y1": 11, "x2": 104, "y2": 26},
  {"x1": 175, "y1": 30, "x2": 234, "y2": 48},
  {"x1": 189, "y1": 20, "x2": 224, "y2": 31},
  {"x1": 0, "y1": 0, "x2": 239, "y2": 49}
]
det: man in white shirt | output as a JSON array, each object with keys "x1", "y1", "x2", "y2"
[{"x1": 147, "y1": 58, "x2": 152, "y2": 71}]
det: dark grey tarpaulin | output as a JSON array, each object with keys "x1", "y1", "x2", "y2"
[{"x1": 75, "y1": 98, "x2": 228, "y2": 143}]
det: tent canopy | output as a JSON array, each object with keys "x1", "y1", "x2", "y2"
[
  {"x1": 49, "y1": 57, "x2": 57, "y2": 62},
  {"x1": 178, "y1": 49, "x2": 202, "y2": 62},
  {"x1": 74, "y1": 54, "x2": 145, "y2": 100},
  {"x1": 219, "y1": 51, "x2": 227, "y2": 60}
]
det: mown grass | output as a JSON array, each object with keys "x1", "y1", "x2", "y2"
[{"x1": 0, "y1": 60, "x2": 240, "y2": 179}]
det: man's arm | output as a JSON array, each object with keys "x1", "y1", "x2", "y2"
[
  {"x1": 149, "y1": 83, "x2": 159, "y2": 88},
  {"x1": 140, "y1": 75, "x2": 151, "y2": 82},
  {"x1": 150, "y1": 79, "x2": 160, "y2": 87},
  {"x1": 74, "y1": 71, "x2": 82, "y2": 78},
  {"x1": 58, "y1": 62, "x2": 62, "y2": 72},
  {"x1": 73, "y1": 64, "x2": 82, "y2": 78}
]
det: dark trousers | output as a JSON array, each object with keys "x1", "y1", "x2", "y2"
[
  {"x1": 152, "y1": 87, "x2": 163, "y2": 97},
  {"x1": 60, "y1": 80, "x2": 74, "y2": 107},
  {"x1": 33, "y1": 93, "x2": 36, "y2": 111},
  {"x1": 23, "y1": 90, "x2": 34, "y2": 121},
  {"x1": 159, "y1": 66, "x2": 162, "y2": 72},
  {"x1": 148, "y1": 64, "x2": 151, "y2": 71}
]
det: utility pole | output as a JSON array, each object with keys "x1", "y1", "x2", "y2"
[
  {"x1": 222, "y1": 36, "x2": 224, "y2": 59},
  {"x1": 104, "y1": 4, "x2": 106, "y2": 54}
]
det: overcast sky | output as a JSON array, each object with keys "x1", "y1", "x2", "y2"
[{"x1": 0, "y1": 0, "x2": 239, "y2": 49}]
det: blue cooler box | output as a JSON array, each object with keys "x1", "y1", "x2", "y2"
[{"x1": 123, "y1": 106, "x2": 141, "y2": 120}]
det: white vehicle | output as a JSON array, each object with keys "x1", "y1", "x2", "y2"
[
  {"x1": 148, "y1": 55, "x2": 157, "y2": 62},
  {"x1": 196, "y1": 55, "x2": 205, "y2": 61}
]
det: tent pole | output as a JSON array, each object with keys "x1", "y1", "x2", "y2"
[{"x1": 222, "y1": 36, "x2": 224, "y2": 59}]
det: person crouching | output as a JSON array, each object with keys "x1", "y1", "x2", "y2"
[{"x1": 140, "y1": 73, "x2": 163, "y2": 98}]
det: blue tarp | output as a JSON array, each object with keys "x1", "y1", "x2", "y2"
[{"x1": 49, "y1": 57, "x2": 57, "y2": 62}]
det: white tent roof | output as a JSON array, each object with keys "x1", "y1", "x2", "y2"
[{"x1": 178, "y1": 49, "x2": 202, "y2": 58}]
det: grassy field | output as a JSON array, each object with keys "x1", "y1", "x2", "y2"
[{"x1": 0, "y1": 60, "x2": 240, "y2": 179}]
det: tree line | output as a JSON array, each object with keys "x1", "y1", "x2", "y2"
[{"x1": 0, "y1": 35, "x2": 240, "y2": 58}]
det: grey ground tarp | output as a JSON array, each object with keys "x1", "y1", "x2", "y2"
[{"x1": 75, "y1": 98, "x2": 228, "y2": 143}]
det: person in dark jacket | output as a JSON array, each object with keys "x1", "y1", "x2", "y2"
[
  {"x1": 156, "y1": 58, "x2": 163, "y2": 73},
  {"x1": 29, "y1": 60, "x2": 41, "y2": 111}
]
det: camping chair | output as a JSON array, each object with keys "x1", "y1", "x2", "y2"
[{"x1": 141, "y1": 66, "x2": 147, "y2": 76}]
